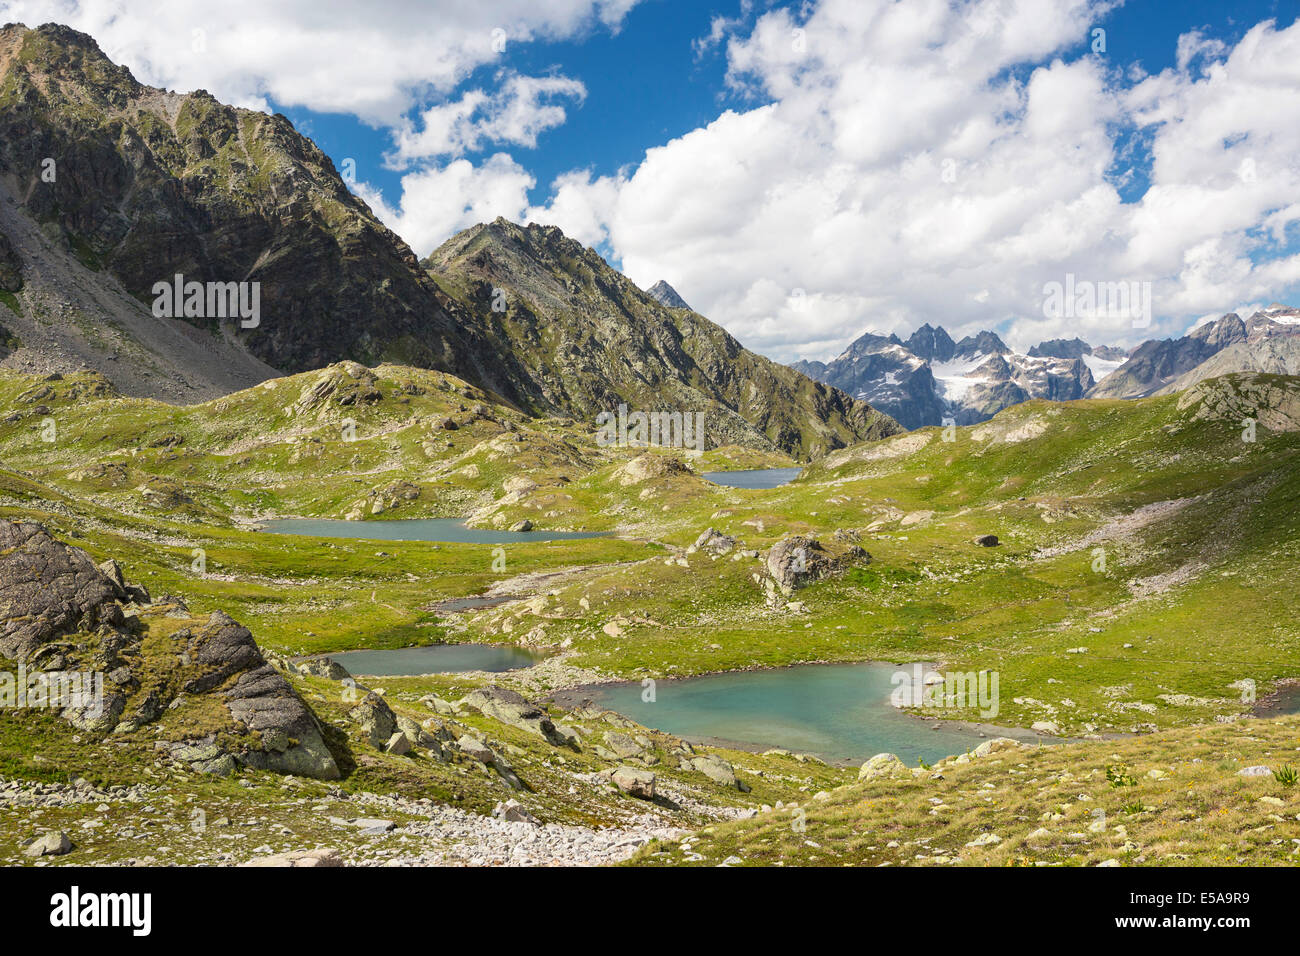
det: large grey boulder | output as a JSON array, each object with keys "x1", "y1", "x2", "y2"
[
  {"x1": 461, "y1": 685, "x2": 577, "y2": 749},
  {"x1": 689, "y1": 753, "x2": 749, "y2": 791},
  {"x1": 23, "y1": 830, "x2": 72, "y2": 857},
  {"x1": 456, "y1": 734, "x2": 524, "y2": 790},
  {"x1": 688, "y1": 528, "x2": 736, "y2": 555},
  {"x1": 765, "y1": 535, "x2": 868, "y2": 593},
  {"x1": 610, "y1": 767, "x2": 656, "y2": 800},
  {"x1": 858, "y1": 752, "x2": 907, "y2": 781},
  {"x1": 0, "y1": 521, "x2": 122, "y2": 660},
  {"x1": 183, "y1": 612, "x2": 340, "y2": 779},
  {"x1": 349, "y1": 692, "x2": 397, "y2": 749},
  {"x1": 296, "y1": 656, "x2": 352, "y2": 681}
]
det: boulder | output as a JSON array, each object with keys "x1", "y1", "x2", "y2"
[
  {"x1": 296, "y1": 656, "x2": 352, "y2": 681},
  {"x1": 765, "y1": 534, "x2": 868, "y2": 593},
  {"x1": 1238, "y1": 765, "x2": 1272, "y2": 777},
  {"x1": 614, "y1": 454, "x2": 690, "y2": 487},
  {"x1": 396, "y1": 715, "x2": 444, "y2": 757},
  {"x1": 493, "y1": 799, "x2": 539, "y2": 824},
  {"x1": 23, "y1": 830, "x2": 72, "y2": 857},
  {"x1": 186, "y1": 613, "x2": 339, "y2": 779},
  {"x1": 858, "y1": 752, "x2": 907, "y2": 781},
  {"x1": 456, "y1": 735, "x2": 524, "y2": 789},
  {"x1": 350, "y1": 692, "x2": 397, "y2": 749},
  {"x1": 690, "y1": 754, "x2": 749, "y2": 791},
  {"x1": 611, "y1": 766, "x2": 656, "y2": 800},
  {"x1": 688, "y1": 528, "x2": 736, "y2": 555},
  {"x1": 456, "y1": 735, "x2": 496, "y2": 765},
  {"x1": 972, "y1": 534, "x2": 1000, "y2": 547},
  {"x1": 972, "y1": 737, "x2": 1024, "y2": 758},
  {"x1": 461, "y1": 685, "x2": 576, "y2": 749},
  {"x1": 603, "y1": 730, "x2": 649, "y2": 759},
  {"x1": 0, "y1": 521, "x2": 122, "y2": 660}
]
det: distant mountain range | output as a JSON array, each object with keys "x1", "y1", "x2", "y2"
[
  {"x1": 790, "y1": 324, "x2": 1118, "y2": 429},
  {"x1": 792, "y1": 305, "x2": 1300, "y2": 429}
]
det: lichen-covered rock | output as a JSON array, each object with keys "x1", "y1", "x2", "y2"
[
  {"x1": 610, "y1": 766, "x2": 656, "y2": 800},
  {"x1": 858, "y1": 752, "x2": 907, "y2": 781},
  {"x1": 0, "y1": 521, "x2": 122, "y2": 661},
  {"x1": 296, "y1": 656, "x2": 352, "y2": 681},
  {"x1": 613, "y1": 454, "x2": 691, "y2": 487},
  {"x1": 350, "y1": 692, "x2": 397, "y2": 749},
  {"x1": 689, "y1": 753, "x2": 749, "y2": 791},
  {"x1": 765, "y1": 534, "x2": 869, "y2": 593},
  {"x1": 184, "y1": 612, "x2": 339, "y2": 779},
  {"x1": 688, "y1": 528, "x2": 736, "y2": 555},
  {"x1": 461, "y1": 685, "x2": 576, "y2": 749}
]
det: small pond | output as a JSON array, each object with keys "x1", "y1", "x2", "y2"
[
  {"x1": 324, "y1": 643, "x2": 545, "y2": 676},
  {"x1": 700, "y1": 467, "x2": 802, "y2": 489}
]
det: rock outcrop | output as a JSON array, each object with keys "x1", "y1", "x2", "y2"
[
  {"x1": 0, "y1": 520, "x2": 339, "y2": 779},
  {"x1": 0, "y1": 521, "x2": 123, "y2": 661},
  {"x1": 765, "y1": 535, "x2": 869, "y2": 594},
  {"x1": 461, "y1": 685, "x2": 579, "y2": 749}
]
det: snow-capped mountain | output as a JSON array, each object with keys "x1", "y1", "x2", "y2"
[
  {"x1": 1090, "y1": 304, "x2": 1300, "y2": 399},
  {"x1": 791, "y1": 323, "x2": 1107, "y2": 429}
]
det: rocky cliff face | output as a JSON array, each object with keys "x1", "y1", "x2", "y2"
[
  {"x1": 793, "y1": 323, "x2": 1103, "y2": 429},
  {"x1": 424, "y1": 218, "x2": 899, "y2": 457},
  {"x1": 0, "y1": 227, "x2": 20, "y2": 292},
  {"x1": 0, "y1": 23, "x2": 530, "y2": 404}
]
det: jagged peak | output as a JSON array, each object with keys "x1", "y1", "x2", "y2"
[{"x1": 646, "y1": 280, "x2": 691, "y2": 310}]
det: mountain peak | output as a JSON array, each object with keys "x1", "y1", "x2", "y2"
[
  {"x1": 951, "y1": 330, "x2": 1010, "y2": 359},
  {"x1": 905, "y1": 324, "x2": 956, "y2": 362},
  {"x1": 646, "y1": 280, "x2": 691, "y2": 311}
]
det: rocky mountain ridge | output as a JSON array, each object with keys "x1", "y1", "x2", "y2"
[
  {"x1": 1092, "y1": 305, "x2": 1300, "y2": 399},
  {"x1": 423, "y1": 218, "x2": 899, "y2": 457}
]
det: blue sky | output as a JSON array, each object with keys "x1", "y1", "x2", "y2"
[{"x1": 281, "y1": 0, "x2": 1295, "y2": 243}]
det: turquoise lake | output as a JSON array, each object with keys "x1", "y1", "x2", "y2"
[{"x1": 577, "y1": 662, "x2": 1034, "y2": 765}]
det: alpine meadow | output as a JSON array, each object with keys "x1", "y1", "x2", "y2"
[{"x1": 0, "y1": 0, "x2": 1298, "y2": 931}]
